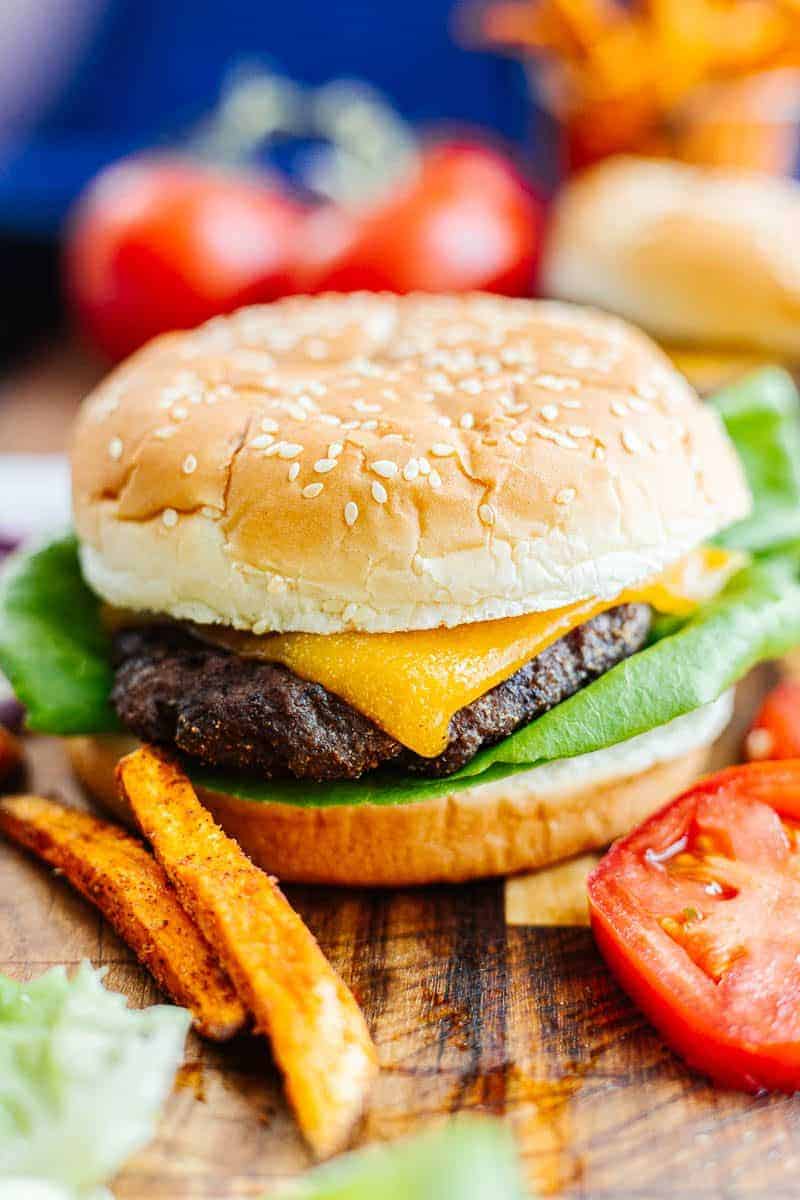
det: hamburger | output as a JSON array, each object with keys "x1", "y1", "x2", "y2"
[{"x1": 3, "y1": 293, "x2": 800, "y2": 886}]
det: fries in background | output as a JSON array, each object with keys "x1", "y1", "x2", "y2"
[
  {"x1": 0, "y1": 726, "x2": 22, "y2": 785},
  {"x1": 472, "y1": 0, "x2": 800, "y2": 168},
  {"x1": 0, "y1": 794, "x2": 247, "y2": 1041},
  {"x1": 117, "y1": 746, "x2": 378, "y2": 1160}
]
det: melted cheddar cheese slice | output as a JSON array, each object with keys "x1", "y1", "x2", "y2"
[{"x1": 202, "y1": 546, "x2": 745, "y2": 758}]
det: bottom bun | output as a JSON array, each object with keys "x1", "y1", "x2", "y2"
[{"x1": 67, "y1": 729, "x2": 716, "y2": 887}]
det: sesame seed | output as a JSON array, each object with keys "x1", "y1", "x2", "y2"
[
  {"x1": 287, "y1": 404, "x2": 308, "y2": 421},
  {"x1": 341, "y1": 420, "x2": 360, "y2": 430},
  {"x1": 430, "y1": 443, "x2": 456, "y2": 457},
  {"x1": 172, "y1": 406, "x2": 189, "y2": 420},
  {"x1": 429, "y1": 469, "x2": 442, "y2": 489},
  {"x1": 328, "y1": 442, "x2": 344, "y2": 458},
  {"x1": 249, "y1": 434, "x2": 274, "y2": 449},
  {"x1": 621, "y1": 429, "x2": 643, "y2": 454},
  {"x1": 108, "y1": 437, "x2": 123, "y2": 460},
  {"x1": 344, "y1": 501, "x2": 359, "y2": 526},
  {"x1": 162, "y1": 508, "x2": 178, "y2": 528},
  {"x1": 371, "y1": 460, "x2": 398, "y2": 479},
  {"x1": 636, "y1": 381, "x2": 659, "y2": 401},
  {"x1": 264, "y1": 442, "x2": 282, "y2": 457},
  {"x1": 302, "y1": 483, "x2": 324, "y2": 499},
  {"x1": 593, "y1": 445, "x2": 606, "y2": 461},
  {"x1": 261, "y1": 417, "x2": 279, "y2": 433},
  {"x1": 353, "y1": 399, "x2": 381, "y2": 414},
  {"x1": 384, "y1": 433, "x2": 404, "y2": 444},
  {"x1": 460, "y1": 379, "x2": 482, "y2": 394},
  {"x1": 459, "y1": 412, "x2": 475, "y2": 430},
  {"x1": 540, "y1": 404, "x2": 559, "y2": 422},
  {"x1": 288, "y1": 463, "x2": 300, "y2": 481},
  {"x1": 154, "y1": 426, "x2": 177, "y2": 440},
  {"x1": 418, "y1": 456, "x2": 431, "y2": 475},
  {"x1": 182, "y1": 454, "x2": 198, "y2": 475},
  {"x1": 478, "y1": 503, "x2": 495, "y2": 525},
  {"x1": 628, "y1": 397, "x2": 649, "y2": 413},
  {"x1": 309, "y1": 381, "x2": 327, "y2": 396},
  {"x1": 371, "y1": 481, "x2": 388, "y2": 504},
  {"x1": 535, "y1": 374, "x2": 580, "y2": 392},
  {"x1": 403, "y1": 458, "x2": 420, "y2": 481},
  {"x1": 561, "y1": 397, "x2": 582, "y2": 409},
  {"x1": 318, "y1": 413, "x2": 340, "y2": 425},
  {"x1": 555, "y1": 487, "x2": 576, "y2": 505},
  {"x1": 610, "y1": 399, "x2": 628, "y2": 417},
  {"x1": 535, "y1": 426, "x2": 579, "y2": 450},
  {"x1": 361, "y1": 419, "x2": 379, "y2": 431},
  {"x1": 278, "y1": 442, "x2": 303, "y2": 459},
  {"x1": 314, "y1": 458, "x2": 338, "y2": 474},
  {"x1": 566, "y1": 425, "x2": 591, "y2": 438}
]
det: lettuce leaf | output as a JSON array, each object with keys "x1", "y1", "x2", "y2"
[
  {"x1": 0, "y1": 536, "x2": 119, "y2": 735},
  {"x1": 290, "y1": 1119, "x2": 527, "y2": 1200},
  {"x1": 0, "y1": 962, "x2": 189, "y2": 1193},
  {"x1": 709, "y1": 367, "x2": 800, "y2": 553},
  {"x1": 3, "y1": 369, "x2": 800, "y2": 809}
]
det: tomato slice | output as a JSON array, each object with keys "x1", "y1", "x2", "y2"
[
  {"x1": 588, "y1": 761, "x2": 800, "y2": 1092},
  {"x1": 745, "y1": 681, "x2": 800, "y2": 762}
]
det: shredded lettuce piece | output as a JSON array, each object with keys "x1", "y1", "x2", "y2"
[
  {"x1": 0, "y1": 962, "x2": 189, "y2": 1195},
  {"x1": 289, "y1": 1118, "x2": 528, "y2": 1199}
]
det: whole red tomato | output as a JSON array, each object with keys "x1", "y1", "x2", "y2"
[
  {"x1": 295, "y1": 141, "x2": 545, "y2": 296},
  {"x1": 64, "y1": 157, "x2": 305, "y2": 361}
]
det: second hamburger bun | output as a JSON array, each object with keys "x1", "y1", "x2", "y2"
[{"x1": 543, "y1": 156, "x2": 800, "y2": 358}]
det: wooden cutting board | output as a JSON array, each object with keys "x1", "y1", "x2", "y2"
[{"x1": 5, "y1": 666, "x2": 800, "y2": 1199}]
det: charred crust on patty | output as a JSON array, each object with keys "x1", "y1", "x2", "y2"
[{"x1": 111, "y1": 604, "x2": 651, "y2": 782}]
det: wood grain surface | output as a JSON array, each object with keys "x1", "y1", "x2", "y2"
[{"x1": 4, "y1": 668, "x2": 800, "y2": 1199}]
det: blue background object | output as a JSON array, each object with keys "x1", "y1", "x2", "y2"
[{"x1": 0, "y1": 0, "x2": 532, "y2": 237}]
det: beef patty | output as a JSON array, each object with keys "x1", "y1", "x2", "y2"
[{"x1": 111, "y1": 604, "x2": 651, "y2": 783}]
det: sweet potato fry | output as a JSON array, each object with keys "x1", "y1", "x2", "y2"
[
  {"x1": 0, "y1": 794, "x2": 246, "y2": 1041},
  {"x1": 0, "y1": 726, "x2": 23, "y2": 786},
  {"x1": 117, "y1": 746, "x2": 378, "y2": 1159}
]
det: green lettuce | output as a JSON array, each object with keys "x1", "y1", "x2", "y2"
[
  {"x1": 289, "y1": 1119, "x2": 527, "y2": 1200},
  {"x1": 3, "y1": 369, "x2": 800, "y2": 809},
  {"x1": 709, "y1": 367, "x2": 800, "y2": 553},
  {"x1": 0, "y1": 962, "x2": 189, "y2": 1196},
  {"x1": 0, "y1": 536, "x2": 119, "y2": 735}
]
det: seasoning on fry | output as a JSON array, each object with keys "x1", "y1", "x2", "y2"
[
  {"x1": 117, "y1": 745, "x2": 378, "y2": 1159},
  {"x1": 0, "y1": 793, "x2": 247, "y2": 1041}
]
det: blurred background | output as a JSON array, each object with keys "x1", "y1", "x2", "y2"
[{"x1": 5, "y1": 0, "x2": 800, "y2": 535}]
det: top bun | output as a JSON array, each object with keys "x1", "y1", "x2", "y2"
[
  {"x1": 542, "y1": 156, "x2": 800, "y2": 356},
  {"x1": 72, "y1": 292, "x2": 750, "y2": 634}
]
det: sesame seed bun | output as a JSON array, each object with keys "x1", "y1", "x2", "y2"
[
  {"x1": 71, "y1": 293, "x2": 750, "y2": 634},
  {"x1": 66, "y1": 690, "x2": 730, "y2": 884},
  {"x1": 543, "y1": 156, "x2": 800, "y2": 357}
]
